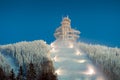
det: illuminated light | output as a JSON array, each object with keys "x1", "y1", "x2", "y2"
[
  {"x1": 87, "y1": 68, "x2": 95, "y2": 75},
  {"x1": 75, "y1": 50, "x2": 81, "y2": 55},
  {"x1": 83, "y1": 66, "x2": 95, "y2": 75},
  {"x1": 69, "y1": 43, "x2": 74, "y2": 48},
  {"x1": 55, "y1": 68, "x2": 63, "y2": 75},
  {"x1": 76, "y1": 60, "x2": 86, "y2": 63}
]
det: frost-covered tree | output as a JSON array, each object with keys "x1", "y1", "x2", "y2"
[
  {"x1": 0, "y1": 40, "x2": 58, "y2": 80},
  {"x1": 0, "y1": 40, "x2": 50, "y2": 74},
  {"x1": 78, "y1": 42, "x2": 120, "y2": 80}
]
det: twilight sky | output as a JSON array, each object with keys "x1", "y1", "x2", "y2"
[{"x1": 0, "y1": 0, "x2": 120, "y2": 47}]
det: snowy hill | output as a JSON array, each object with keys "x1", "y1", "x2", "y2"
[
  {"x1": 78, "y1": 42, "x2": 120, "y2": 80},
  {"x1": 0, "y1": 40, "x2": 50, "y2": 74},
  {"x1": 0, "y1": 39, "x2": 120, "y2": 80}
]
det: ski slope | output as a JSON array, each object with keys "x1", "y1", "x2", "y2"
[{"x1": 50, "y1": 41, "x2": 107, "y2": 80}]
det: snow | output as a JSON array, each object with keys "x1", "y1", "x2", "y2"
[
  {"x1": 0, "y1": 39, "x2": 120, "y2": 79},
  {"x1": 50, "y1": 41, "x2": 107, "y2": 80}
]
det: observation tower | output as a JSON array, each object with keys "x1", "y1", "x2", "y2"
[{"x1": 54, "y1": 16, "x2": 80, "y2": 42}]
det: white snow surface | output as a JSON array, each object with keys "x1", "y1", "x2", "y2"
[{"x1": 50, "y1": 41, "x2": 108, "y2": 80}]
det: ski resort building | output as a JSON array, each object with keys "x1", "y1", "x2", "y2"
[{"x1": 54, "y1": 16, "x2": 80, "y2": 42}]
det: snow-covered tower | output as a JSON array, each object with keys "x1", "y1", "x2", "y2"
[{"x1": 54, "y1": 16, "x2": 80, "y2": 42}]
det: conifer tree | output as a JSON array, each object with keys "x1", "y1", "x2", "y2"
[
  {"x1": 0, "y1": 67, "x2": 6, "y2": 80},
  {"x1": 26, "y1": 62, "x2": 36, "y2": 80},
  {"x1": 17, "y1": 66, "x2": 23, "y2": 80},
  {"x1": 9, "y1": 69, "x2": 16, "y2": 80},
  {"x1": 38, "y1": 60, "x2": 58, "y2": 80}
]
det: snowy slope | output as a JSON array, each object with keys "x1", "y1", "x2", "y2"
[
  {"x1": 0, "y1": 40, "x2": 50, "y2": 73},
  {"x1": 50, "y1": 41, "x2": 107, "y2": 80}
]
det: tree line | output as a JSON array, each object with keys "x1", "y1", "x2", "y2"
[{"x1": 0, "y1": 60, "x2": 58, "y2": 80}]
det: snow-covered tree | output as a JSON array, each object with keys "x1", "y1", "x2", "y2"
[
  {"x1": 78, "y1": 42, "x2": 120, "y2": 80},
  {"x1": 0, "y1": 40, "x2": 50, "y2": 74}
]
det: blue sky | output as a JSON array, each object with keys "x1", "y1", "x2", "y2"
[{"x1": 0, "y1": 0, "x2": 120, "y2": 47}]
